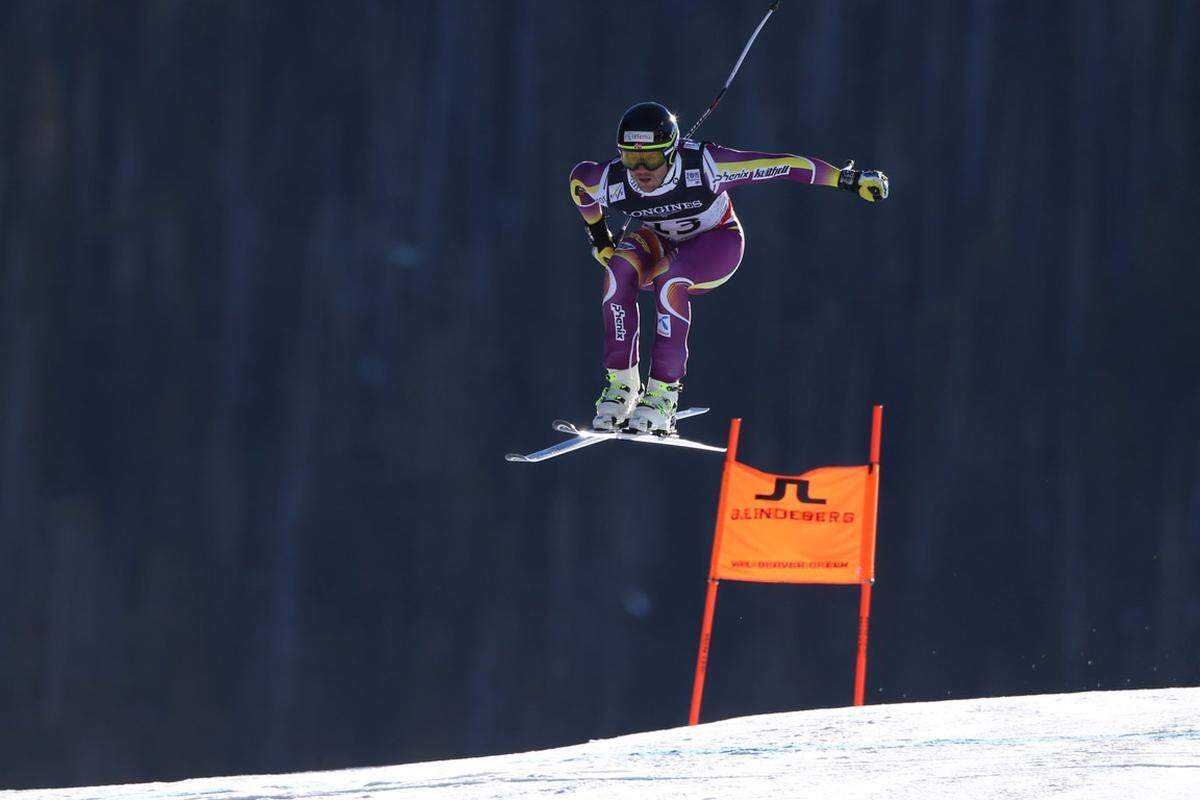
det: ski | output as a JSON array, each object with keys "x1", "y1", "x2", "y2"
[
  {"x1": 503, "y1": 432, "x2": 609, "y2": 463},
  {"x1": 505, "y1": 407, "x2": 724, "y2": 463},
  {"x1": 552, "y1": 418, "x2": 726, "y2": 454}
]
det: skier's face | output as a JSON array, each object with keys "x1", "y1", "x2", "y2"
[{"x1": 630, "y1": 161, "x2": 669, "y2": 191}]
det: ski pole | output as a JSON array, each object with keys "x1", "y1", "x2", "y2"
[
  {"x1": 615, "y1": 0, "x2": 782, "y2": 245},
  {"x1": 685, "y1": 0, "x2": 782, "y2": 140}
]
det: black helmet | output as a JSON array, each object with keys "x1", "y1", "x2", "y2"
[{"x1": 616, "y1": 101, "x2": 680, "y2": 163}]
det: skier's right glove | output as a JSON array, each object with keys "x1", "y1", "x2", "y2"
[
  {"x1": 591, "y1": 245, "x2": 615, "y2": 266},
  {"x1": 585, "y1": 218, "x2": 615, "y2": 266}
]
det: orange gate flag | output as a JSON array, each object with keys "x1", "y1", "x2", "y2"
[
  {"x1": 690, "y1": 408, "x2": 883, "y2": 725},
  {"x1": 712, "y1": 462, "x2": 876, "y2": 585}
]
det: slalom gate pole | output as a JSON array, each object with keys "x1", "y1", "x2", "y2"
[
  {"x1": 853, "y1": 405, "x2": 884, "y2": 706},
  {"x1": 689, "y1": 417, "x2": 742, "y2": 725},
  {"x1": 853, "y1": 583, "x2": 873, "y2": 706},
  {"x1": 689, "y1": 579, "x2": 721, "y2": 726}
]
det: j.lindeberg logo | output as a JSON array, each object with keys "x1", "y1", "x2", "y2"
[
  {"x1": 608, "y1": 182, "x2": 626, "y2": 202},
  {"x1": 755, "y1": 478, "x2": 827, "y2": 504}
]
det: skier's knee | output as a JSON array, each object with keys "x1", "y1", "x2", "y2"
[{"x1": 609, "y1": 250, "x2": 644, "y2": 283}]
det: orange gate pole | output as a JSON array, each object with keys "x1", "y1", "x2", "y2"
[
  {"x1": 689, "y1": 417, "x2": 741, "y2": 725},
  {"x1": 689, "y1": 579, "x2": 721, "y2": 725},
  {"x1": 853, "y1": 583, "x2": 874, "y2": 705},
  {"x1": 853, "y1": 404, "x2": 883, "y2": 706}
]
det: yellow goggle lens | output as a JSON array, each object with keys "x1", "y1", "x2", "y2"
[{"x1": 620, "y1": 149, "x2": 668, "y2": 171}]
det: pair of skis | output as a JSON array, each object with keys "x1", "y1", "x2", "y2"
[{"x1": 505, "y1": 408, "x2": 725, "y2": 463}]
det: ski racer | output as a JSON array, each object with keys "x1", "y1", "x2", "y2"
[{"x1": 569, "y1": 101, "x2": 889, "y2": 434}]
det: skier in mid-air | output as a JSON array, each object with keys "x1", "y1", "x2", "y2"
[{"x1": 570, "y1": 101, "x2": 888, "y2": 434}]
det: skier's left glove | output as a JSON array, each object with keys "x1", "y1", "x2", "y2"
[{"x1": 838, "y1": 161, "x2": 889, "y2": 202}]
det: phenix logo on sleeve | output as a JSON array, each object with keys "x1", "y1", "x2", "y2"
[{"x1": 713, "y1": 164, "x2": 790, "y2": 186}]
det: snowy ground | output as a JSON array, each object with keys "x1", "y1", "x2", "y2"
[{"x1": 10, "y1": 688, "x2": 1199, "y2": 799}]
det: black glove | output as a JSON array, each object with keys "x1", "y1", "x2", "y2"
[
  {"x1": 586, "y1": 219, "x2": 615, "y2": 265},
  {"x1": 838, "y1": 160, "x2": 889, "y2": 202}
]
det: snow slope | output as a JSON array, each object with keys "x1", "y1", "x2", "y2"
[{"x1": 11, "y1": 688, "x2": 1199, "y2": 799}]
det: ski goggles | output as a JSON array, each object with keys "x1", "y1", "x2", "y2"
[{"x1": 619, "y1": 147, "x2": 671, "y2": 171}]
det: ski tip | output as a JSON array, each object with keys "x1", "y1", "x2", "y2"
[{"x1": 505, "y1": 453, "x2": 531, "y2": 463}]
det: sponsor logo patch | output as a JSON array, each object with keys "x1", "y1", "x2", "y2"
[
  {"x1": 683, "y1": 140, "x2": 701, "y2": 150},
  {"x1": 751, "y1": 164, "x2": 790, "y2": 180},
  {"x1": 685, "y1": 169, "x2": 702, "y2": 187},
  {"x1": 755, "y1": 478, "x2": 827, "y2": 504},
  {"x1": 627, "y1": 200, "x2": 704, "y2": 218},
  {"x1": 608, "y1": 182, "x2": 626, "y2": 202},
  {"x1": 611, "y1": 303, "x2": 627, "y2": 342},
  {"x1": 657, "y1": 313, "x2": 671, "y2": 338},
  {"x1": 623, "y1": 131, "x2": 655, "y2": 143},
  {"x1": 714, "y1": 168, "x2": 750, "y2": 185},
  {"x1": 714, "y1": 164, "x2": 791, "y2": 186}
]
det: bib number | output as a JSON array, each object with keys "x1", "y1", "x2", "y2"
[{"x1": 648, "y1": 217, "x2": 703, "y2": 238}]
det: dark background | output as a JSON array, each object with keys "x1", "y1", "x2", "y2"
[{"x1": 2, "y1": 0, "x2": 1197, "y2": 790}]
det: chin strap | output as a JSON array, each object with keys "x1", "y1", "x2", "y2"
[{"x1": 664, "y1": 155, "x2": 681, "y2": 182}]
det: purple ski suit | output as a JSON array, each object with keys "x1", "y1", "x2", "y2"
[{"x1": 570, "y1": 140, "x2": 845, "y2": 382}]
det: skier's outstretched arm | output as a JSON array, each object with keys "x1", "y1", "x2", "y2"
[
  {"x1": 569, "y1": 160, "x2": 616, "y2": 265},
  {"x1": 704, "y1": 144, "x2": 889, "y2": 202}
]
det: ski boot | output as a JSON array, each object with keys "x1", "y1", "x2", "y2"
[
  {"x1": 627, "y1": 378, "x2": 681, "y2": 434},
  {"x1": 592, "y1": 367, "x2": 641, "y2": 431}
]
